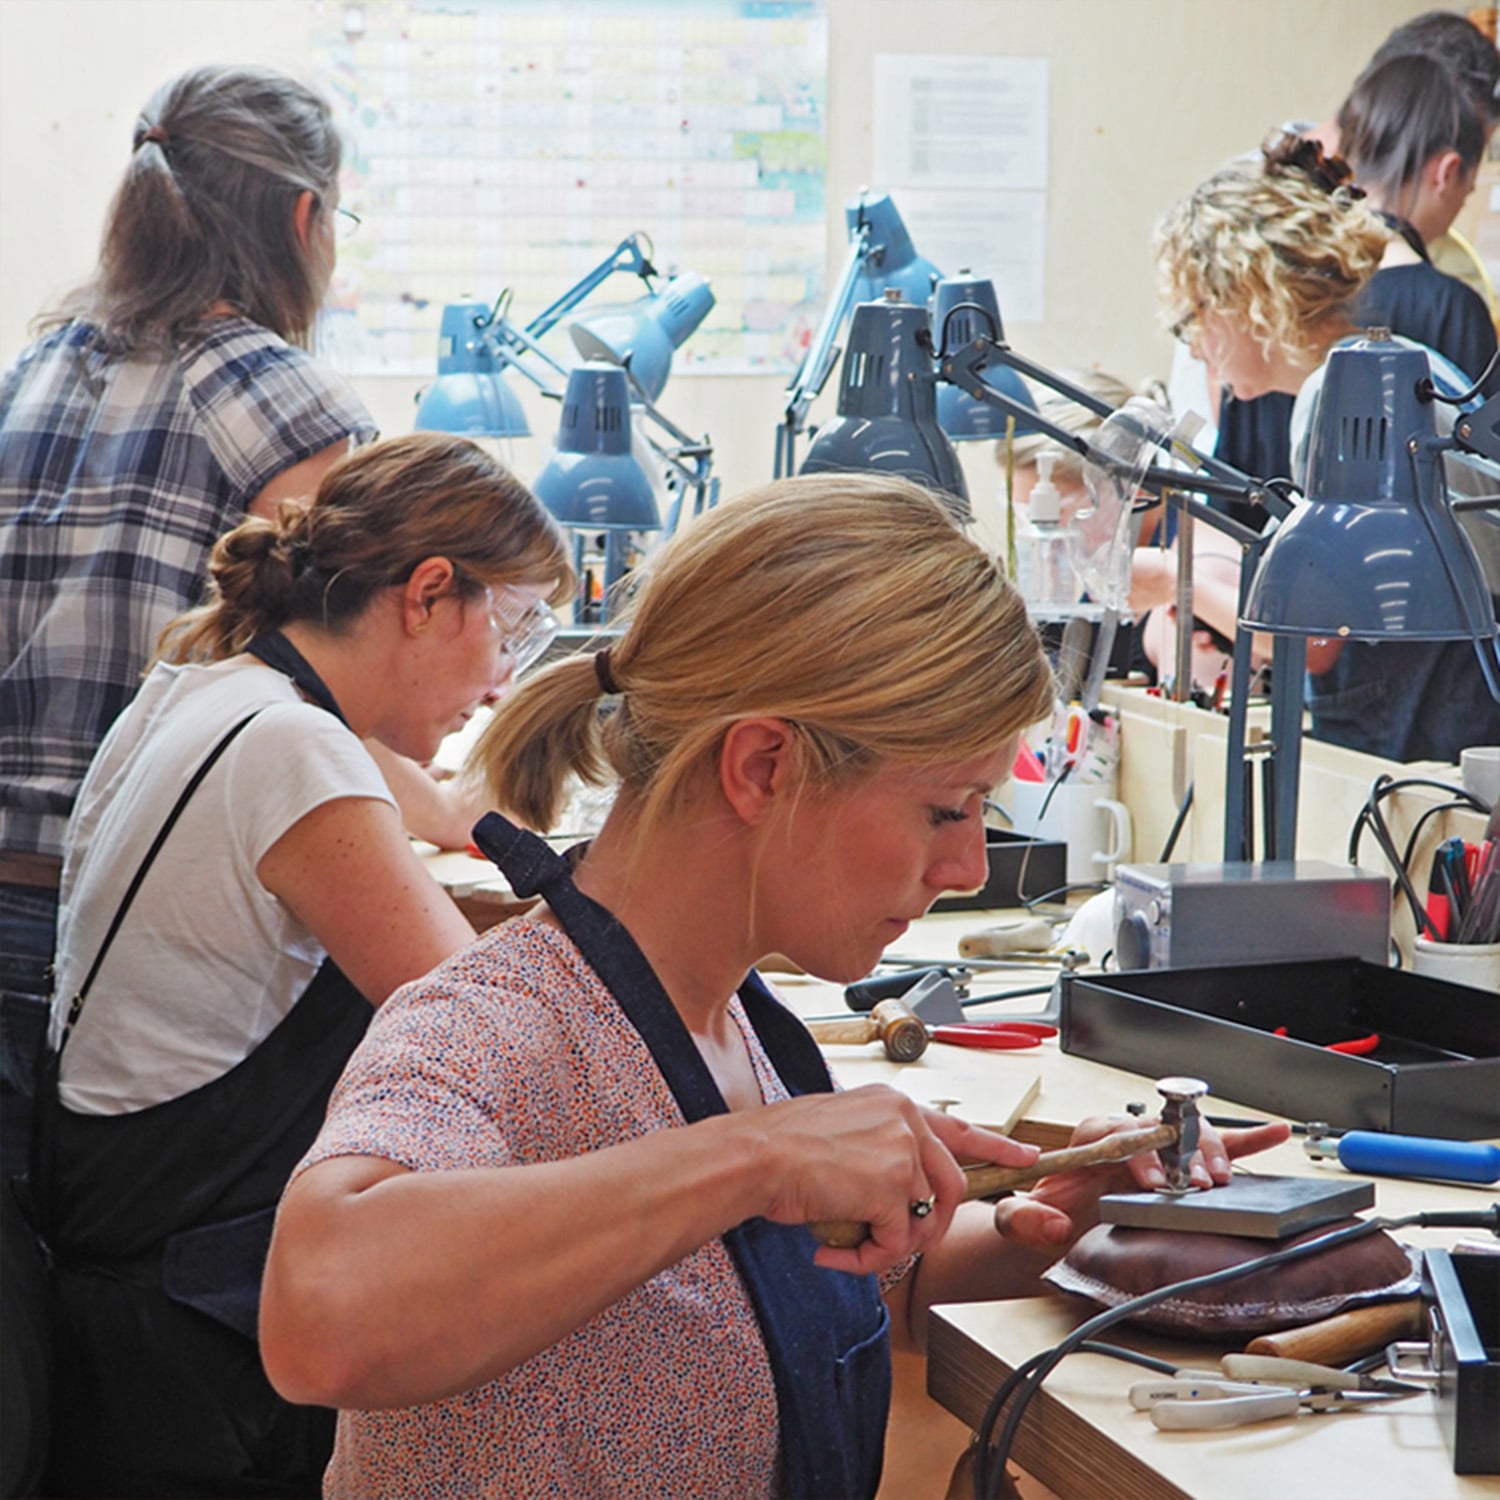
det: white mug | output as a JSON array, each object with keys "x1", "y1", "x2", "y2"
[
  {"x1": 1412, "y1": 936, "x2": 1500, "y2": 992},
  {"x1": 1008, "y1": 780, "x2": 1132, "y2": 889}
]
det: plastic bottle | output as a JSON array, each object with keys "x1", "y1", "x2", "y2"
[{"x1": 1013, "y1": 449, "x2": 1077, "y2": 610}]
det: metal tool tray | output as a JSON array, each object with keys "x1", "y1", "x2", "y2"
[
  {"x1": 932, "y1": 827, "x2": 1067, "y2": 912},
  {"x1": 1425, "y1": 1249, "x2": 1499, "y2": 1474},
  {"x1": 1060, "y1": 958, "x2": 1500, "y2": 1139}
]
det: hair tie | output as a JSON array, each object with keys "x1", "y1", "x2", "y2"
[
  {"x1": 594, "y1": 648, "x2": 621, "y2": 697},
  {"x1": 1261, "y1": 132, "x2": 1363, "y2": 199},
  {"x1": 136, "y1": 123, "x2": 169, "y2": 150}
]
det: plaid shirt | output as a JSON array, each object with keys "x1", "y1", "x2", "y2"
[{"x1": 0, "y1": 317, "x2": 375, "y2": 859}]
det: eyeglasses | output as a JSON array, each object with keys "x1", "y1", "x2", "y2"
[
  {"x1": 1170, "y1": 303, "x2": 1204, "y2": 345},
  {"x1": 335, "y1": 206, "x2": 361, "y2": 243},
  {"x1": 484, "y1": 585, "x2": 560, "y2": 677}
]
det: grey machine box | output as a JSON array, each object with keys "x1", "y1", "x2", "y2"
[{"x1": 1113, "y1": 860, "x2": 1391, "y2": 971}]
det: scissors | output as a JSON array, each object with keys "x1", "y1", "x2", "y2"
[
  {"x1": 1129, "y1": 1355, "x2": 1421, "y2": 1431},
  {"x1": 927, "y1": 1020, "x2": 1058, "y2": 1051}
]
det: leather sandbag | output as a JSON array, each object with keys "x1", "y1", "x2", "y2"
[{"x1": 1043, "y1": 1218, "x2": 1420, "y2": 1337}]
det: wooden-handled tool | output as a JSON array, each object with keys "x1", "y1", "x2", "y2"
[
  {"x1": 804, "y1": 998, "x2": 929, "y2": 1062},
  {"x1": 1244, "y1": 1298, "x2": 1423, "y2": 1365},
  {"x1": 809, "y1": 1120, "x2": 1180, "y2": 1248}
]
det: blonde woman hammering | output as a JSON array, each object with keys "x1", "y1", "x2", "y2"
[{"x1": 261, "y1": 472, "x2": 1286, "y2": 1500}]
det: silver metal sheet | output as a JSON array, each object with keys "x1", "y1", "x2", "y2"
[{"x1": 1099, "y1": 1174, "x2": 1376, "y2": 1238}]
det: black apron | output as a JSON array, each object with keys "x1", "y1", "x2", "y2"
[
  {"x1": 472, "y1": 812, "x2": 892, "y2": 1500},
  {"x1": 30, "y1": 632, "x2": 372, "y2": 1499}
]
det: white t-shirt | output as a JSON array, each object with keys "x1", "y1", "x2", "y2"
[{"x1": 51, "y1": 656, "x2": 395, "y2": 1114}]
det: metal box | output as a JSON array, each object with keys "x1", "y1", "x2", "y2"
[
  {"x1": 1426, "y1": 1249, "x2": 1499, "y2": 1474},
  {"x1": 931, "y1": 827, "x2": 1068, "y2": 912},
  {"x1": 1061, "y1": 958, "x2": 1500, "y2": 1139},
  {"x1": 1112, "y1": 860, "x2": 1390, "y2": 970}
]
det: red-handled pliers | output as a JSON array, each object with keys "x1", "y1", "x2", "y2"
[{"x1": 928, "y1": 1021, "x2": 1058, "y2": 1050}]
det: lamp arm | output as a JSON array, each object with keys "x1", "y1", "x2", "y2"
[
  {"x1": 489, "y1": 318, "x2": 570, "y2": 384},
  {"x1": 1414, "y1": 436, "x2": 1500, "y2": 701},
  {"x1": 947, "y1": 333, "x2": 1286, "y2": 495},
  {"x1": 629, "y1": 385, "x2": 716, "y2": 522},
  {"x1": 1452, "y1": 389, "x2": 1500, "y2": 465},
  {"x1": 942, "y1": 337, "x2": 1281, "y2": 535},
  {"x1": 524, "y1": 232, "x2": 657, "y2": 340},
  {"x1": 783, "y1": 223, "x2": 871, "y2": 431}
]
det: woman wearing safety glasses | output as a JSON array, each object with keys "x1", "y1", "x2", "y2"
[{"x1": 29, "y1": 432, "x2": 571, "y2": 1499}]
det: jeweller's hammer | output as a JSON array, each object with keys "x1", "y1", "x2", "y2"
[
  {"x1": 808, "y1": 1076, "x2": 1208, "y2": 1248},
  {"x1": 803, "y1": 998, "x2": 929, "y2": 1062}
]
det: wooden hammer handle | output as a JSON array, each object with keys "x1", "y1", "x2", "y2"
[
  {"x1": 809, "y1": 1121, "x2": 1179, "y2": 1248},
  {"x1": 804, "y1": 1017, "x2": 878, "y2": 1046},
  {"x1": 1244, "y1": 1298, "x2": 1423, "y2": 1365}
]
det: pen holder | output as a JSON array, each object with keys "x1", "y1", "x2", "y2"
[
  {"x1": 1412, "y1": 937, "x2": 1500, "y2": 993},
  {"x1": 1009, "y1": 780, "x2": 1131, "y2": 888}
]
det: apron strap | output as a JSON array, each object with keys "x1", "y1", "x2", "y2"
[
  {"x1": 58, "y1": 710, "x2": 261, "y2": 1053},
  {"x1": 470, "y1": 811, "x2": 888, "y2": 1499},
  {"x1": 245, "y1": 630, "x2": 350, "y2": 725}
]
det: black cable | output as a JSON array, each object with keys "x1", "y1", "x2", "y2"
[
  {"x1": 1021, "y1": 881, "x2": 1107, "y2": 910},
  {"x1": 1399, "y1": 799, "x2": 1476, "y2": 880},
  {"x1": 1419, "y1": 344, "x2": 1500, "y2": 407},
  {"x1": 972, "y1": 1203, "x2": 1499, "y2": 1500},
  {"x1": 1157, "y1": 781, "x2": 1193, "y2": 863},
  {"x1": 1075, "y1": 1341, "x2": 1179, "y2": 1375},
  {"x1": 1347, "y1": 774, "x2": 1489, "y2": 938},
  {"x1": 1355, "y1": 777, "x2": 1433, "y2": 936},
  {"x1": 1011, "y1": 769, "x2": 1074, "y2": 905},
  {"x1": 958, "y1": 985, "x2": 1054, "y2": 1007}
]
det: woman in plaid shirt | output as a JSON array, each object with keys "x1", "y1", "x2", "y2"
[{"x1": 0, "y1": 65, "x2": 376, "y2": 1182}]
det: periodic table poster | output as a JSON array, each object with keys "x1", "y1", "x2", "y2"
[{"x1": 310, "y1": 0, "x2": 829, "y2": 377}]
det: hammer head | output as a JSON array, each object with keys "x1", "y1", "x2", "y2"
[
  {"x1": 1155, "y1": 1076, "x2": 1208, "y2": 1193},
  {"x1": 869, "y1": 998, "x2": 929, "y2": 1062}
]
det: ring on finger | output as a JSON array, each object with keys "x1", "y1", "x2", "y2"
[{"x1": 909, "y1": 1196, "x2": 936, "y2": 1219}]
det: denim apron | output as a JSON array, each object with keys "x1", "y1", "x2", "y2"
[
  {"x1": 30, "y1": 632, "x2": 371, "y2": 1498},
  {"x1": 472, "y1": 811, "x2": 892, "y2": 1500}
]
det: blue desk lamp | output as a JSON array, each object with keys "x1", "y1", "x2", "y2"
[
  {"x1": 414, "y1": 234, "x2": 661, "y2": 437},
  {"x1": 797, "y1": 290, "x2": 970, "y2": 522},
  {"x1": 1242, "y1": 332, "x2": 1500, "y2": 696},
  {"x1": 941, "y1": 327, "x2": 1500, "y2": 862},
  {"x1": 413, "y1": 299, "x2": 536, "y2": 438},
  {"x1": 568, "y1": 272, "x2": 715, "y2": 403},
  {"x1": 534, "y1": 363, "x2": 661, "y2": 626},
  {"x1": 930, "y1": 273, "x2": 1039, "y2": 442},
  {"x1": 533, "y1": 358, "x2": 718, "y2": 625},
  {"x1": 776, "y1": 188, "x2": 942, "y2": 477}
]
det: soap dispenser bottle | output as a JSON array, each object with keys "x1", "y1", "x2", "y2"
[{"x1": 1014, "y1": 448, "x2": 1077, "y2": 610}]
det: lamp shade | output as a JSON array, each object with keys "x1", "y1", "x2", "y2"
[
  {"x1": 414, "y1": 302, "x2": 531, "y2": 438},
  {"x1": 799, "y1": 293, "x2": 970, "y2": 521},
  {"x1": 848, "y1": 191, "x2": 943, "y2": 306},
  {"x1": 929, "y1": 273, "x2": 1040, "y2": 441},
  {"x1": 1243, "y1": 335, "x2": 1496, "y2": 642},
  {"x1": 568, "y1": 272, "x2": 714, "y2": 401},
  {"x1": 532, "y1": 363, "x2": 661, "y2": 531}
]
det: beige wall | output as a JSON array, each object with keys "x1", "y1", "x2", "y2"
[{"x1": 0, "y1": 0, "x2": 1441, "y2": 523}]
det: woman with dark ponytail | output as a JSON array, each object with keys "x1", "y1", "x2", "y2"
[
  {"x1": 0, "y1": 65, "x2": 377, "y2": 1183},
  {"x1": 34, "y1": 433, "x2": 571, "y2": 1498}
]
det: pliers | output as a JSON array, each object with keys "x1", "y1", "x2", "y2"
[
  {"x1": 927, "y1": 1020, "x2": 1058, "y2": 1050},
  {"x1": 1129, "y1": 1355, "x2": 1422, "y2": 1431}
]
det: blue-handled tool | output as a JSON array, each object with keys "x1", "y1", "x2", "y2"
[{"x1": 1304, "y1": 1128, "x2": 1500, "y2": 1185}]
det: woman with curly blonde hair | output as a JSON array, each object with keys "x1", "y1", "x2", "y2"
[
  {"x1": 1156, "y1": 136, "x2": 1390, "y2": 409},
  {"x1": 1152, "y1": 134, "x2": 1500, "y2": 763}
]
